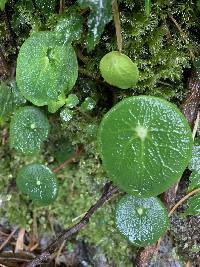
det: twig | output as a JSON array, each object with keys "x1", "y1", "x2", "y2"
[
  {"x1": 168, "y1": 187, "x2": 200, "y2": 217},
  {"x1": 0, "y1": 48, "x2": 10, "y2": 76},
  {"x1": 192, "y1": 111, "x2": 200, "y2": 140},
  {"x1": 55, "y1": 240, "x2": 65, "y2": 264},
  {"x1": 0, "y1": 227, "x2": 18, "y2": 252},
  {"x1": 15, "y1": 228, "x2": 25, "y2": 252},
  {"x1": 112, "y1": 0, "x2": 123, "y2": 53},
  {"x1": 59, "y1": 0, "x2": 65, "y2": 14},
  {"x1": 26, "y1": 182, "x2": 120, "y2": 267}
]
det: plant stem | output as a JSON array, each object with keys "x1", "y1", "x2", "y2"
[
  {"x1": 59, "y1": 0, "x2": 65, "y2": 14},
  {"x1": 112, "y1": 0, "x2": 123, "y2": 53},
  {"x1": 168, "y1": 187, "x2": 200, "y2": 217}
]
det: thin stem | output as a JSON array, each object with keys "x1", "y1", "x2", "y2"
[
  {"x1": 112, "y1": 0, "x2": 123, "y2": 53},
  {"x1": 168, "y1": 187, "x2": 200, "y2": 217},
  {"x1": 59, "y1": 0, "x2": 65, "y2": 14}
]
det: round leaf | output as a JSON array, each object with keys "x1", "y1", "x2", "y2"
[
  {"x1": 16, "y1": 164, "x2": 58, "y2": 205},
  {"x1": 16, "y1": 31, "x2": 78, "y2": 110},
  {"x1": 10, "y1": 106, "x2": 50, "y2": 154},
  {"x1": 116, "y1": 195, "x2": 169, "y2": 247},
  {"x1": 98, "y1": 96, "x2": 192, "y2": 196},
  {"x1": 100, "y1": 51, "x2": 139, "y2": 89}
]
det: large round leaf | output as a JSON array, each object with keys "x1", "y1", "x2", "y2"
[
  {"x1": 16, "y1": 164, "x2": 58, "y2": 205},
  {"x1": 10, "y1": 106, "x2": 50, "y2": 154},
  {"x1": 116, "y1": 195, "x2": 169, "y2": 247},
  {"x1": 16, "y1": 31, "x2": 78, "y2": 110},
  {"x1": 98, "y1": 96, "x2": 192, "y2": 196}
]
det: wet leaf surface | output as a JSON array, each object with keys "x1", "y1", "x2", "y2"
[
  {"x1": 116, "y1": 195, "x2": 169, "y2": 247},
  {"x1": 98, "y1": 96, "x2": 193, "y2": 196},
  {"x1": 100, "y1": 51, "x2": 139, "y2": 89},
  {"x1": 16, "y1": 163, "x2": 58, "y2": 205},
  {"x1": 16, "y1": 31, "x2": 78, "y2": 110},
  {"x1": 78, "y1": 0, "x2": 112, "y2": 51},
  {"x1": 10, "y1": 106, "x2": 50, "y2": 155}
]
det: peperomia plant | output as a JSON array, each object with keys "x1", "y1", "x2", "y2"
[{"x1": 1, "y1": 0, "x2": 200, "y2": 264}]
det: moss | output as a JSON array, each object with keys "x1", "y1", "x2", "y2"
[{"x1": 1, "y1": 0, "x2": 200, "y2": 265}]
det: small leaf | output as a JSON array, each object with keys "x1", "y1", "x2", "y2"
[
  {"x1": 185, "y1": 192, "x2": 200, "y2": 216},
  {"x1": 16, "y1": 31, "x2": 78, "y2": 111},
  {"x1": 60, "y1": 108, "x2": 74, "y2": 122},
  {"x1": 65, "y1": 94, "x2": 79, "y2": 108},
  {"x1": 0, "y1": 0, "x2": 8, "y2": 11},
  {"x1": 80, "y1": 97, "x2": 96, "y2": 112},
  {"x1": 55, "y1": 11, "x2": 83, "y2": 44},
  {"x1": 116, "y1": 195, "x2": 169, "y2": 247},
  {"x1": 98, "y1": 96, "x2": 193, "y2": 196},
  {"x1": 10, "y1": 106, "x2": 50, "y2": 155},
  {"x1": 16, "y1": 163, "x2": 58, "y2": 205},
  {"x1": 188, "y1": 145, "x2": 200, "y2": 173},
  {"x1": 100, "y1": 51, "x2": 139, "y2": 89},
  {"x1": 78, "y1": 0, "x2": 112, "y2": 51},
  {"x1": 188, "y1": 171, "x2": 200, "y2": 191}
]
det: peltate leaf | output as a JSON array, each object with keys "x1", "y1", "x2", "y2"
[
  {"x1": 78, "y1": 0, "x2": 112, "y2": 51},
  {"x1": 17, "y1": 163, "x2": 58, "y2": 205},
  {"x1": 16, "y1": 31, "x2": 78, "y2": 112},
  {"x1": 98, "y1": 96, "x2": 192, "y2": 197},
  {"x1": 185, "y1": 192, "x2": 200, "y2": 216},
  {"x1": 10, "y1": 106, "x2": 50, "y2": 155},
  {"x1": 116, "y1": 195, "x2": 169, "y2": 247}
]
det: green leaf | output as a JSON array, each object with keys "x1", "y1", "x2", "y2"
[
  {"x1": 100, "y1": 51, "x2": 139, "y2": 89},
  {"x1": 188, "y1": 171, "x2": 200, "y2": 191},
  {"x1": 60, "y1": 108, "x2": 74, "y2": 122},
  {"x1": 0, "y1": 0, "x2": 8, "y2": 11},
  {"x1": 98, "y1": 96, "x2": 193, "y2": 197},
  {"x1": 115, "y1": 195, "x2": 169, "y2": 247},
  {"x1": 78, "y1": 0, "x2": 112, "y2": 51},
  {"x1": 16, "y1": 31, "x2": 78, "y2": 111},
  {"x1": 16, "y1": 163, "x2": 58, "y2": 205},
  {"x1": 0, "y1": 81, "x2": 26, "y2": 122},
  {"x1": 188, "y1": 146, "x2": 200, "y2": 173},
  {"x1": 80, "y1": 97, "x2": 96, "y2": 112},
  {"x1": 65, "y1": 94, "x2": 79, "y2": 108},
  {"x1": 185, "y1": 192, "x2": 200, "y2": 216},
  {"x1": 10, "y1": 106, "x2": 50, "y2": 155},
  {"x1": 145, "y1": 0, "x2": 151, "y2": 16},
  {"x1": 55, "y1": 11, "x2": 83, "y2": 44}
]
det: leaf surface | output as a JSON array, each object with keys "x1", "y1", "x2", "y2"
[
  {"x1": 10, "y1": 106, "x2": 50, "y2": 155},
  {"x1": 78, "y1": 0, "x2": 112, "y2": 51},
  {"x1": 17, "y1": 163, "x2": 58, "y2": 205},
  {"x1": 16, "y1": 31, "x2": 78, "y2": 111},
  {"x1": 98, "y1": 96, "x2": 193, "y2": 196},
  {"x1": 116, "y1": 195, "x2": 169, "y2": 246}
]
